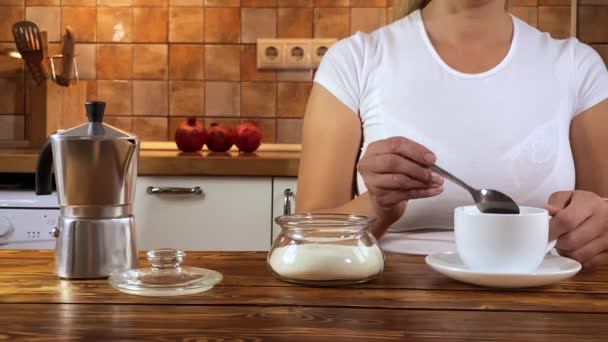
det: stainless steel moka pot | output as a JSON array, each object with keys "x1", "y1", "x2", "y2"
[{"x1": 35, "y1": 101, "x2": 140, "y2": 279}]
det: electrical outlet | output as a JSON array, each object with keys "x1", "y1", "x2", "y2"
[
  {"x1": 257, "y1": 39, "x2": 284, "y2": 69},
  {"x1": 284, "y1": 40, "x2": 312, "y2": 69},
  {"x1": 311, "y1": 39, "x2": 336, "y2": 68},
  {"x1": 257, "y1": 38, "x2": 337, "y2": 70}
]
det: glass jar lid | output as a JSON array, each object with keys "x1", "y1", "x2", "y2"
[
  {"x1": 275, "y1": 213, "x2": 375, "y2": 232},
  {"x1": 108, "y1": 249, "x2": 223, "y2": 297}
]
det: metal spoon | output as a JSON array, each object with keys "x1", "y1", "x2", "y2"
[{"x1": 431, "y1": 164, "x2": 520, "y2": 214}]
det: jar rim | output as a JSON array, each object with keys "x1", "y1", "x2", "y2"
[{"x1": 275, "y1": 213, "x2": 375, "y2": 230}]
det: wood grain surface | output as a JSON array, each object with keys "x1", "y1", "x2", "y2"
[
  {"x1": 1, "y1": 250, "x2": 606, "y2": 341},
  {"x1": 0, "y1": 145, "x2": 300, "y2": 176}
]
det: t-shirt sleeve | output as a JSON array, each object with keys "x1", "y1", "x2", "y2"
[
  {"x1": 314, "y1": 32, "x2": 368, "y2": 114},
  {"x1": 573, "y1": 41, "x2": 608, "y2": 116}
]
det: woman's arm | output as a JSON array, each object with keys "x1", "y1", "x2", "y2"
[
  {"x1": 296, "y1": 83, "x2": 369, "y2": 214},
  {"x1": 296, "y1": 84, "x2": 444, "y2": 237},
  {"x1": 571, "y1": 99, "x2": 608, "y2": 197}
]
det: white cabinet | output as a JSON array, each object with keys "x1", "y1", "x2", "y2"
[
  {"x1": 134, "y1": 176, "x2": 272, "y2": 251},
  {"x1": 271, "y1": 177, "x2": 298, "y2": 242}
]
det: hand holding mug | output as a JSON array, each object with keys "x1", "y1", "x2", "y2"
[{"x1": 547, "y1": 190, "x2": 608, "y2": 268}]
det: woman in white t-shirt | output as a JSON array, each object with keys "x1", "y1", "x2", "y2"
[{"x1": 296, "y1": 0, "x2": 608, "y2": 268}]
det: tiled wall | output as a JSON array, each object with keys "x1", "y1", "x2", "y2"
[{"x1": 0, "y1": 0, "x2": 604, "y2": 143}]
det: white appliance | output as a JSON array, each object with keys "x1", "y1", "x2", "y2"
[{"x1": 0, "y1": 190, "x2": 59, "y2": 249}]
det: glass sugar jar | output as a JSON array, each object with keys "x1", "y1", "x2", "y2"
[{"x1": 268, "y1": 213, "x2": 384, "y2": 286}]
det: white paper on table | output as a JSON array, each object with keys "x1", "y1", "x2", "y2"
[{"x1": 379, "y1": 229, "x2": 456, "y2": 255}]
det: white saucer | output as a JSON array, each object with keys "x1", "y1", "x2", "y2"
[{"x1": 425, "y1": 252, "x2": 582, "y2": 288}]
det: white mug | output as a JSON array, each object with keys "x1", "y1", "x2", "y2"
[{"x1": 454, "y1": 206, "x2": 554, "y2": 273}]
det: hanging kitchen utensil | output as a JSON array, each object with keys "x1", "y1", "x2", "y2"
[
  {"x1": 54, "y1": 26, "x2": 77, "y2": 87},
  {"x1": 12, "y1": 21, "x2": 47, "y2": 86}
]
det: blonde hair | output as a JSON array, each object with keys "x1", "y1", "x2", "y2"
[{"x1": 393, "y1": 0, "x2": 511, "y2": 21}]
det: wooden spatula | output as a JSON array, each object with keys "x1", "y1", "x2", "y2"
[
  {"x1": 56, "y1": 26, "x2": 76, "y2": 87},
  {"x1": 12, "y1": 21, "x2": 47, "y2": 85}
]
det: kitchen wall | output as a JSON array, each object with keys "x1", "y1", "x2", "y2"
[{"x1": 0, "y1": 0, "x2": 605, "y2": 144}]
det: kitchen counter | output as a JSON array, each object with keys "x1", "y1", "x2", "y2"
[
  {"x1": 1, "y1": 250, "x2": 608, "y2": 340},
  {"x1": 0, "y1": 142, "x2": 301, "y2": 176}
]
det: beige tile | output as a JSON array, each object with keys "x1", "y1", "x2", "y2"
[
  {"x1": 132, "y1": 0, "x2": 166, "y2": 5},
  {"x1": 315, "y1": 0, "x2": 348, "y2": 6},
  {"x1": 169, "y1": 7, "x2": 204, "y2": 43},
  {"x1": 205, "y1": 82, "x2": 240, "y2": 117},
  {"x1": 133, "y1": 80, "x2": 168, "y2": 115},
  {"x1": 578, "y1": 6, "x2": 608, "y2": 43},
  {"x1": 0, "y1": 7, "x2": 25, "y2": 42},
  {"x1": 510, "y1": 6, "x2": 538, "y2": 28},
  {"x1": 253, "y1": 118, "x2": 276, "y2": 143},
  {"x1": 278, "y1": 82, "x2": 311, "y2": 118},
  {"x1": 26, "y1": 0, "x2": 59, "y2": 5},
  {"x1": 205, "y1": 0, "x2": 239, "y2": 6},
  {"x1": 242, "y1": 8, "x2": 277, "y2": 44},
  {"x1": 350, "y1": 0, "x2": 387, "y2": 6},
  {"x1": 0, "y1": 78, "x2": 25, "y2": 114},
  {"x1": 0, "y1": 115, "x2": 25, "y2": 140},
  {"x1": 132, "y1": 117, "x2": 168, "y2": 140},
  {"x1": 277, "y1": 118, "x2": 303, "y2": 144},
  {"x1": 538, "y1": 6, "x2": 571, "y2": 39},
  {"x1": 169, "y1": 44, "x2": 204, "y2": 80},
  {"x1": 538, "y1": 0, "x2": 568, "y2": 4},
  {"x1": 75, "y1": 43, "x2": 97, "y2": 80},
  {"x1": 278, "y1": 8, "x2": 313, "y2": 38},
  {"x1": 97, "y1": 7, "x2": 132, "y2": 42},
  {"x1": 277, "y1": 0, "x2": 312, "y2": 6},
  {"x1": 62, "y1": 7, "x2": 97, "y2": 42},
  {"x1": 62, "y1": 0, "x2": 96, "y2": 5},
  {"x1": 241, "y1": 45, "x2": 276, "y2": 81},
  {"x1": 0, "y1": 43, "x2": 24, "y2": 77},
  {"x1": 96, "y1": 80, "x2": 132, "y2": 115},
  {"x1": 205, "y1": 45, "x2": 240, "y2": 81},
  {"x1": 169, "y1": 0, "x2": 203, "y2": 5},
  {"x1": 512, "y1": 0, "x2": 537, "y2": 5},
  {"x1": 133, "y1": 44, "x2": 168, "y2": 80},
  {"x1": 242, "y1": 82, "x2": 276, "y2": 117},
  {"x1": 97, "y1": 0, "x2": 132, "y2": 5},
  {"x1": 104, "y1": 116, "x2": 132, "y2": 132},
  {"x1": 205, "y1": 7, "x2": 240, "y2": 43},
  {"x1": 97, "y1": 44, "x2": 132, "y2": 79},
  {"x1": 277, "y1": 70, "x2": 313, "y2": 81},
  {"x1": 0, "y1": 0, "x2": 24, "y2": 4},
  {"x1": 60, "y1": 84, "x2": 88, "y2": 129},
  {"x1": 314, "y1": 8, "x2": 350, "y2": 39},
  {"x1": 241, "y1": 0, "x2": 276, "y2": 6},
  {"x1": 85, "y1": 79, "x2": 97, "y2": 100},
  {"x1": 351, "y1": 8, "x2": 387, "y2": 34},
  {"x1": 133, "y1": 7, "x2": 168, "y2": 43},
  {"x1": 26, "y1": 7, "x2": 61, "y2": 42},
  {"x1": 169, "y1": 81, "x2": 204, "y2": 116}
]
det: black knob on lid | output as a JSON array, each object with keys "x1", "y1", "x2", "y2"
[{"x1": 85, "y1": 101, "x2": 106, "y2": 123}]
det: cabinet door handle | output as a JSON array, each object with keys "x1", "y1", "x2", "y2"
[
  {"x1": 283, "y1": 188, "x2": 294, "y2": 215},
  {"x1": 147, "y1": 186, "x2": 204, "y2": 195}
]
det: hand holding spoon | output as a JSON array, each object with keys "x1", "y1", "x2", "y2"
[{"x1": 431, "y1": 164, "x2": 520, "y2": 214}]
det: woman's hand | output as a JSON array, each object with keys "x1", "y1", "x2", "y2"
[
  {"x1": 357, "y1": 137, "x2": 444, "y2": 225},
  {"x1": 547, "y1": 190, "x2": 608, "y2": 268}
]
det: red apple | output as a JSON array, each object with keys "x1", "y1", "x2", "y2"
[
  {"x1": 235, "y1": 121, "x2": 263, "y2": 153},
  {"x1": 174, "y1": 117, "x2": 206, "y2": 152},
  {"x1": 206, "y1": 123, "x2": 235, "y2": 152}
]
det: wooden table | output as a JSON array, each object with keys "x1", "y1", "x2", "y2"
[{"x1": 1, "y1": 250, "x2": 607, "y2": 341}]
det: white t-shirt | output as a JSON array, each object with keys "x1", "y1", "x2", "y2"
[{"x1": 314, "y1": 10, "x2": 608, "y2": 254}]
